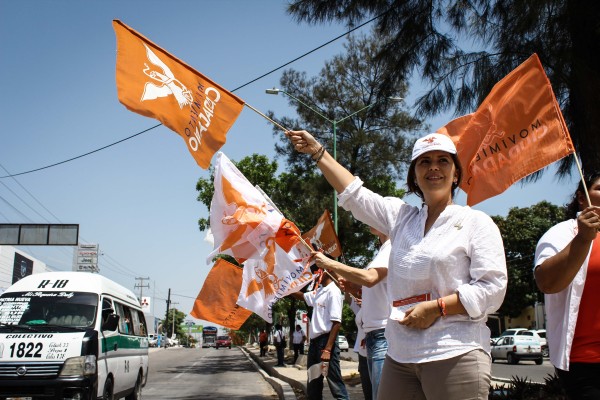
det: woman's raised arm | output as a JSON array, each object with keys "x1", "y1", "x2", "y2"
[{"x1": 286, "y1": 130, "x2": 355, "y2": 193}]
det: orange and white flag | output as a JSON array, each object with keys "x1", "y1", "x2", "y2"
[
  {"x1": 190, "y1": 259, "x2": 252, "y2": 330},
  {"x1": 208, "y1": 152, "x2": 286, "y2": 263},
  {"x1": 237, "y1": 243, "x2": 314, "y2": 323},
  {"x1": 113, "y1": 20, "x2": 244, "y2": 169},
  {"x1": 437, "y1": 53, "x2": 575, "y2": 206},
  {"x1": 301, "y1": 210, "x2": 342, "y2": 257}
]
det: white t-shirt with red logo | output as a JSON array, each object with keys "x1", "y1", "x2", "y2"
[{"x1": 304, "y1": 281, "x2": 343, "y2": 339}]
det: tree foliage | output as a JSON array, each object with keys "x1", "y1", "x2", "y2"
[
  {"x1": 491, "y1": 201, "x2": 565, "y2": 317},
  {"x1": 162, "y1": 308, "x2": 186, "y2": 339},
  {"x1": 287, "y1": 0, "x2": 600, "y2": 177}
]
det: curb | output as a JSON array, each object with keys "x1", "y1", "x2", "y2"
[{"x1": 241, "y1": 347, "x2": 297, "y2": 400}]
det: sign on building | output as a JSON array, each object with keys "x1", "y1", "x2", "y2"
[{"x1": 72, "y1": 243, "x2": 99, "y2": 272}]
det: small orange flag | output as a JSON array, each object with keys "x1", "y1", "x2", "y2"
[
  {"x1": 437, "y1": 54, "x2": 575, "y2": 206},
  {"x1": 113, "y1": 20, "x2": 245, "y2": 169},
  {"x1": 301, "y1": 210, "x2": 342, "y2": 257},
  {"x1": 190, "y1": 259, "x2": 252, "y2": 330}
]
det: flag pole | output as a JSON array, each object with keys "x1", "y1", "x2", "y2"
[
  {"x1": 573, "y1": 153, "x2": 592, "y2": 207},
  {"x1": 244, "y1": 103, "x2": 288, "y2": 132}
]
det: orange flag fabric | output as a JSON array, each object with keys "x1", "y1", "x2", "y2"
[
  {"x1": 301, "y1": 210, "x2": 342, "y2": 258},
  {"x1": 113, "y1": 20, "x2": 245, "y2": 169},
  {"x1": 190, "y1": 259, "x2": 252, "y2": 330},
  {"x1": 437, "y1": 53, "x2": 575, "y2": 206}
]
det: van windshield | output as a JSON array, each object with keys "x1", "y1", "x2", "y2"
[{"x1": 0, "y1": 291, "x2": 98, "y2": 331}]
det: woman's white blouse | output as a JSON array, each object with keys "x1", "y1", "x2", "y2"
[{"x1": 338, "y1": 178, "x2": 507, "y2": 363}]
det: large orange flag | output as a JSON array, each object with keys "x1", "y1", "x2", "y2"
[
  {"x1": 301, "y1": 210, "x2": 342, "y2": 258},
  {"x1": 190, "y1": 259, "x2": 252, "y2": 330},
  {"x1": 437, "y1": 54, "x2": 575, "y2": 206},
  {"x1": 113, "y1": 20, "x2": 245, "y2": 169}
]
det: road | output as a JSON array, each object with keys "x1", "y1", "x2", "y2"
[{"x1": 143, "y1": 347, "x2": 278, "y2": 400}]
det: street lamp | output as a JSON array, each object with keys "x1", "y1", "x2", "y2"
[{"x1": 266, "y1": 88, "x2": 402, "y2": 233}]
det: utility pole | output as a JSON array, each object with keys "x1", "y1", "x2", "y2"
[
  {"x1": 164, "y1": 289, "x2": 171, "y2": 341},
  {"x1": 134, "y1": 277, "x2": 150, "y2": 300},
  {"x1": 170, "y1": 302, "x2": 179, "y2": 340}
]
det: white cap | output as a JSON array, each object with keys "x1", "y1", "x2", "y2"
[{"x1": 411, "y1": 133, "x2": 457, "y2": 161}]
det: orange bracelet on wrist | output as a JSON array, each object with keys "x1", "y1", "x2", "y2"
[{"x1": 437, "y1": 297, "x2": 447, "y2": 317}]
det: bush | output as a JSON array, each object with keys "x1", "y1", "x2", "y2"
[{"x1": 489, "y1": 374, "x2": 567, "y2": 399}]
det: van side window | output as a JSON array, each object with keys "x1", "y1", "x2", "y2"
[
  {"x1": 114, "y1": 302, "x2": 133, "y2": 335},
  {"x1": 102, "y1": 298, "x2": 114, "y2": 326},
  {"x1": 130, "y1": 309, "x2": 142, "y2": 336},
  {"x1": 137, "y1": 310, "x2": 148, "y2": 337}
]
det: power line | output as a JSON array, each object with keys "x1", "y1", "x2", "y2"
[{"x1": 0, "y1": 13, "x2": 384, "y2": 180}]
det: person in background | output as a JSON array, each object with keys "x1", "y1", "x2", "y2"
[
  {"x1": 292, "y1": 324, "x2": 307, "y2": 364},
  {"x1": 534, "y1": 171, "x2": 600, "y2": 399},
  {"x1": 313, "y1": 225, "x2": 393, "y2": 400},
  {"x1": 289, "y1": 268, "x2": 349, "y2": 400},
  {"x1": 287, "y1": 130, "x2": 507, "y2": 400},
  {"x1": 274, "y1": 324, "x2": 286, "y2": 367},
  {"x1": 349, "y1": 296, "x2": 372, "y2": 400},
  {"x1": 259, "y1": 328, "x2": 268, "y2": 357}
]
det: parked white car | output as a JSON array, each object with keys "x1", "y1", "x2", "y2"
[
  {"x1": 523, "y1": 329, "x2": 548, "y2": 357},
  {"x1": 491, "y1": 335, "x2": 543, "y2": 365},
  {"x1": 148, "y1": 334, "x2": 158, "y2": 347},
  {"x1": 491, "y1": 327, "x2": 528, "y2": 345},
  {"x1": 337, "y1": 335, "x2": 349, "y2": 352}
]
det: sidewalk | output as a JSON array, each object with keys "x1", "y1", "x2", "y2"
[{"x1": 244, "y1": 344, "x2": 365, "y2": 400}]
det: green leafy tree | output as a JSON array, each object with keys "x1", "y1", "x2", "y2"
[
  {"x1": 491, "y1": 201, "x2": 565, "y2": 317},
  {"x1": 162, "y1": 308, "x2": 186, "y2": 339},
  {"x1": 287, "y1": 0, "x2": 600, "y2": 176}
]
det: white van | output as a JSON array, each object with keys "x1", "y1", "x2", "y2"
[{"x1": 0, "y1": 271, "x2": 149, "y2": 400}]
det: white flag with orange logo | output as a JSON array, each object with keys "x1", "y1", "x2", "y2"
[
  {"x1": 208, "y1": 152, "x2": 315, "y2": 322},
  {"x1": 113, "y1": 20, "x2": 244, "y2": 169},
  {"x1": 237, "y1": 243, "x2": 314, "y2": 322},
  {"x1": 208, "y1": 152, "x2": 286, "y2": 263}
]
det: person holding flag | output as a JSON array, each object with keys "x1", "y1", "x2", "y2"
[
  {"x1": 289, "y1": 267, "x2": 349, "y2": 400},
  {"x1": 287, "y1": 130, "x2": 507, "y2": 400},
  {"x1": 311, "y1": 225, "x2": 394, "y2": 400},
  {"x1": 534, "y1": 171, "x2": 600, "y2": 399}
]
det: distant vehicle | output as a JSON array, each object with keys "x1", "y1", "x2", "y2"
[
  {"x1": 0, "y1": 271, "x2": 149, "y2": 400},
  {"x1": 499, "y1": 328, "x2": 528, "y2": 337},
  {"x1": 202, "y1": 326, "x2": 218, "y2": 348},
  {"x1": 148, "y1": 334, "x2": 158, "y2": 347},
  {"x1": 491, "y1": 327, "x2": 528, "y2": 344},
  {"x1": 337, "y1": 335, "x2": 349, "y2": 352},
  {"x1": 491, "y1": 335, "x2": 543, "y2": 365},
  {"x1": 521, "y1": 329, "x2": 548, "y2": 357},
  {"x1": 167, "y1": 336, "x2": 179, "y2": 347},
  {"x1": 215, "y1": 335, "x2": 232, "y2": 349}
]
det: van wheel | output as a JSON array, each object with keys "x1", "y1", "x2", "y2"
[
  {"x1": 103, "y1": 377, "x2": 114, "y2": 400},
  {"x1": 125, "y1": 372, "x2": 143, "y2": 400}
]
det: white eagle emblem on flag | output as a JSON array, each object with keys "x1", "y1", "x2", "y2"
[{"x1": 140, "y1": 44, "x2": 193, "y2": 108}]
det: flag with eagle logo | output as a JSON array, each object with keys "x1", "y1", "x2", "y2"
[{"x1": 113, "y1": 20, "x2": 244, "y2": 169}]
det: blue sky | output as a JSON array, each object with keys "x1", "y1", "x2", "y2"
[{"x1": 0, "y1": 1, "x2": 578, "y2": 327}]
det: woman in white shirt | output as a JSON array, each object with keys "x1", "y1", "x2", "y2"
[
  {"x1": 288, "y1": 130, "x2": 507, "y2": 400},
  {"x1": 534, "y1": 172, "x2": 600, "y2": 398}
]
